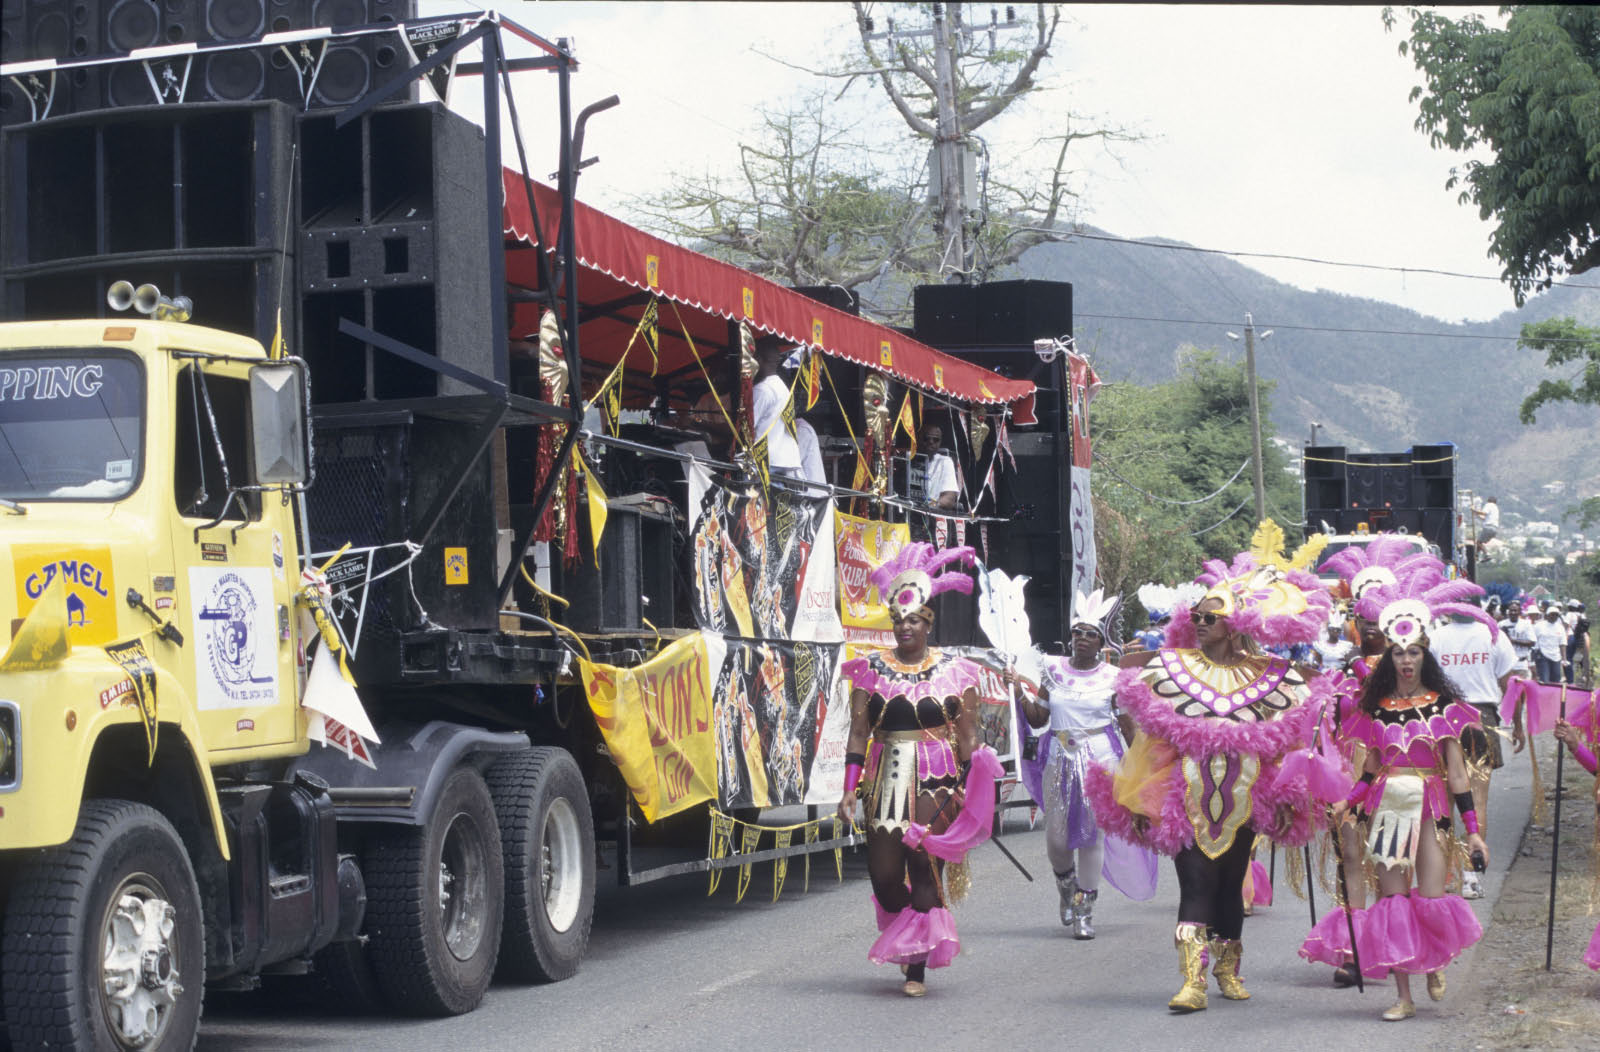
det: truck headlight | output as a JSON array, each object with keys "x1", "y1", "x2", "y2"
[{"x1": 0, "y1": 702, "x2": 16, "y2": 788}]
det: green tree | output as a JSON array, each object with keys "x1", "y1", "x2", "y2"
[
  {"x1": 1515, "y1": 316, "x2": 1600, "y2": 529},
  {"x1": 1387, "y1": 6, "x2": 1600, "y2": 305},
  {"x1": 1091, "y1": 349, "x2": 1300, "y2": 602}
]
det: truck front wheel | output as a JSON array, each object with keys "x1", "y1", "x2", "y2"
[
  {"x1": 1, "y1": 800, "x2": 205, "y2": 1050},
  {"x1": 487, "y1": 747, "x2": 596, "y2": 982},
  {"x1": 363, "y1": 765, "x2": 504, "y2": 1016}
]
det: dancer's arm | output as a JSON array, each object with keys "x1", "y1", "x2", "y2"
[
  {"x1": 954, "y1": 685, "x2": 982, "y2": 764},
  {"x1": 1443, "y1": 737, "x2": 1489, "y2": 866},
  {"x1": 837, "y1": 688, "x2": 870, "y2": 825},
  {"x1": 1554, "y1": 718, "x2": 1599, "y2": 776}
]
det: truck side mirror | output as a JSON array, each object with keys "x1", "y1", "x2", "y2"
[{"x1": 249, "y1": 361, "x2": 309, "y2": 486}]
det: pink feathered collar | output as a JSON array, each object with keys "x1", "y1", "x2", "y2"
[{"x1": 1116, "y1": 651, "x2": 1322, "y2": 761}]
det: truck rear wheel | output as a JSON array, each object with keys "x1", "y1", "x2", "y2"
[
  {"x1": 487, "y1": 747, "x2": 596, "y2": 982},
  {"x1": 1, "y1": 800, "x2": 204, "y2": 1050},
  {"x1": 362, "y1": 765, "x2": 504, "y2": 1016}
]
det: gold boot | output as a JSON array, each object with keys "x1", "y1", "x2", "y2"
[
  {"x1": 1210, "y1": 938, "x2": 1250, "y2": 1000},
  {"x1": 1167, "y1": 923, "x2": 1209, "y2": 1013}
]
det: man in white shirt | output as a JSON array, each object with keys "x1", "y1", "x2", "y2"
[
  {"x1": 1310, "y1": 622, "x2": 1354, "y2": 671},
  {"x1": 1533, "y1": 606, "x2": 1569, "y2": 683},
  {"x1": 1499, "y1": 601, "x2": 1536, "y2": 676},
  {"x1": 1430, "y1": 611, "x2": 1520, "y2": 897},
  {"x1": 794, "y1": 417, "x2": 826, "y2": 487},
  {"x1": 920, "y1": 424, "x2": 959, "y2": 510},
  {"x1": 750, "y1": 339, "x2": 801, "y2": 477}
]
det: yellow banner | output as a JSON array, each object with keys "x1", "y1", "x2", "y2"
[
  {"x1": 834, "y1": 511, "x2": 909, "y2": 645},
  {"x1": 580, "y1": 633, "x2": 718, "y2": 823}
]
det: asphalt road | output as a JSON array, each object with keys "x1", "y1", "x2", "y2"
[{"x1": 201, "y1": 753, "x2": 1531, "y2": 1052}]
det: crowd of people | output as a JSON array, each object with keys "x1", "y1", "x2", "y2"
[{"x1": 834, "y1": 521, "x2": 1596, "y2": 1020}]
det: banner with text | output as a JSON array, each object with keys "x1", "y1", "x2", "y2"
[
  {"x1": 834, "y1": 511, "x2": 911, "y2": 648},
  {"x1": 581, "y1": 632, "x2": 843, "y2": 820}
]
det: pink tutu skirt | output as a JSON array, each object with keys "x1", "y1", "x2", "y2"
[
  {"x1": 869, "y1": 895, "x2": 960, "y2": 969},
  {"x1": 1299, "y1": 890, "x2": 1481, "y2": 979},
  {"x1": 1586, "y1": 920, "x2": 1600, "y2": 971}
]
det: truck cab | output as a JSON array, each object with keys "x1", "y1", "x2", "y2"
[{"x1": 0, "y1": 315, "x2": 350, "y2": 1050}]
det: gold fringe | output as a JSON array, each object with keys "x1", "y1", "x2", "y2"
[
  {"x1": 944, "y1": 859, "x2": 972, "y2": 904},
  {"x1": 1530, "y1": 739, "x2": 1551, "y2": 826}
]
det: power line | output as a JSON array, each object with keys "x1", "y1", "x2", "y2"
[
  {"x1": 1075, "y1": 312, "x2": 1596, "y2": 345},
  {"x1": 1055, "y1": 229, "x2": 1600, "y2": 292}
]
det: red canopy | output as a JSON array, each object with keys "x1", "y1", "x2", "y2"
[{"x1": 502, "y1": 171, "x2": 1036, "y2": 423}]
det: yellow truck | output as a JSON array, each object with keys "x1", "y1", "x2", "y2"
[{"x1": 0, "y1": 309, "x2": 593, "y2": 1047}]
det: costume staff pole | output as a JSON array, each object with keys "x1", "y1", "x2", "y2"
[
  {"x1": 1546, "y1": 685, "x2": 1569, "y2": 970},
  {"x1": 1304, "y1": 843, "x2": 1317, "y2": 926},
  {"x1": 1329, "y1": 813, "x2": 1364, "y2": 992}
]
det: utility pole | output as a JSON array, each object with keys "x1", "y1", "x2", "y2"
[
  {"x1": 931, "y1": 4, "x2": 966, "y2": 282},
  {"x1": 865, "y1": 3, "x2": 1024, "y2": 282},
  {"x1": 1228, "y1": 313, "x2": 1271, "y2": 522}
]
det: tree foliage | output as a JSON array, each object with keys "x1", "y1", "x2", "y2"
[
  {"x1": 1388, "y1": 6, "x2": 1600, "y2": 304},
  {"x1": 1517, "y1": 315, "x2": 1600, "y2": 423},
  {"x1": 634, "y1": 3, "x2": 1136, "y2": 306},
  {"x1": 1091, "y1": 350, "x2": 1301, "y2": 605}
]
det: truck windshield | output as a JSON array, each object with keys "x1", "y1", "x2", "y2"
[{"x1": 0, "y1": 354, "x2": 143, "y2": 501}]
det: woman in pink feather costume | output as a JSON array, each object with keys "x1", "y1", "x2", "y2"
[
  {"x1": 835, "y1": 543, "x2": 997, "y2": 998},
  {"x1": 1084, "y1": 535, "x2": 1331, "y2": 1014}
]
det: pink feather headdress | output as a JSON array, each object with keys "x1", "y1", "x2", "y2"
[
  {"x1": 1319, "y1": 536, "x2": 1493, "y2": 648},
  {"x1": 869, "y1": 543, "x2": 975, "y2": 620},
  {"x1": 1167, "y1": 521, "x2": 1333, "y2": 649}
]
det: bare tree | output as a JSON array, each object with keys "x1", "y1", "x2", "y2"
[{"x1": 634, "y1": 2, "x2": 1138, "y2": 312}]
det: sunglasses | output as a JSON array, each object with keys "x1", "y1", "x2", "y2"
[
  {"x1": 1069, "y1": 626, "x2": 1102, "y2": 639},
  {"x1": 1189, "y1": 612, "x2": 1222, "y2": 626}
]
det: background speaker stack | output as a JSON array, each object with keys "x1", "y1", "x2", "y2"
[
  {"x1": 911, "y1": 278, "x2": 1074, "y2": 645},
  {"x1": 1302, "y1": 443, "x2": 1456, "y2": 553}
]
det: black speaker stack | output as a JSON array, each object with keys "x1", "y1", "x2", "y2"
[
  {"x1": 1303, "y1": 443, "x2": 1457, "y2": 552},
  {"x1": 911, "y1": 279, "x2": 1075, "y2": 645},
  {"x1": 2, "y1": 1, "x2": 414, "y2": 124}
]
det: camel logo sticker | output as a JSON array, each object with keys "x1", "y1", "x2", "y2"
[
  {"x1": 190, "y1": 567, "x2": 278, "y2": 710},
  {"x1": 13, "y1": 546, "x2": 116, "y2": 646}
]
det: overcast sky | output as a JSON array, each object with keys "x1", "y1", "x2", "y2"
[{"x1": 436, "y1": 2, "x2": 1517, "y2": 324}]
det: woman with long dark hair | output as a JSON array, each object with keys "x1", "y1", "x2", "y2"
[{"x1": 1301, "y1": 554, "x2": 1490, "y2": 1022}]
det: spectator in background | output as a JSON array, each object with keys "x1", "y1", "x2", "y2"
[
  {"x1": 1565, "y1": 599, "x2": 1591, "y2": 684},
  {"x1": 920, "y1": 424, "x2": 959, "y2": 511},
  {"x1": 795, "y1": 416, "x2": 826, "y2": 488},
  {"x1": 1312, "y1": 621, "x2": 1355, "y2": 672},
  {"x1": 1533, "y1": 606, "x2": 1569, "y2": 684},
  {"x1": 1476, "y1": 496, "x2": 1500, "y2": 545},
  {"x1": 1499, "y1": 601, "x2": 1537, "y2": 677},
  {"x1": 751, "y1": 338, "x2": 801, "y2": 477},
  {"x1": 1429, "y1": 608, "x2": 1520, "y2": 900}
]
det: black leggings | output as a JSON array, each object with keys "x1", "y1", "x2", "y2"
[
  {"x1": 866, "y1": 786, "x2": 953, "y2": 916},
  {"x1": 1173, "y1": 831, "x2": 1256, "y2": 941}
]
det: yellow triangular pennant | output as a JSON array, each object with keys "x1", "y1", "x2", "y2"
[
  {"x1": 773, "y1": 827, "x2": 793, "y2": 902},
  {"x1": 0, "y1": 572, "x2": 70, "y2": 671},
  {"x1": 735, "y1": 823, "x2": 761, "y2": 903},
  {"x1": 578, "y1": 451, "x2": 609, "y2": 565}
]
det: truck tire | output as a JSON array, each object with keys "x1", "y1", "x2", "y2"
[
  {"x1": 362, "y1": 766, "x2": 504, "y2": 1016},
  {"x1": 306, "y1": 937, "x2": 386, "y2": 1015},
  {"x1": 486, "y1": 747, "x2": 596, "y2": 982},
  {"x1": 1, "y1": 800, "x2": 204, "y2": 1051}
]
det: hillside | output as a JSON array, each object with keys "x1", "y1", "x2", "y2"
[{"x1": 1004, "y1": 233, "x2": 1600, "y2": 523}]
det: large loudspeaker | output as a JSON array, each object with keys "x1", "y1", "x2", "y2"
[
  {"x1": 912, "y1": 279, "x2": 1074, "y2": 349},
  {"x1": 1, "y1": 101, "x2": 296, "y2": 344},
  {"x1": 995, "y1": 430, "x2": 1070, "y2": 645},
  {"x1": 297, "y1": 101, "x2": 491, "y2": 401},
  {"x1": 1, "y1": 0, "x2": 101, "y2": 123}
]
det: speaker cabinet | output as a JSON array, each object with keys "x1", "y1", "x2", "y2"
[
  {"x1": 1412, "y1": 443, "x2": 1455, "y2": 478},
  {"x1": 791, "y1": 284, "x2": 860, "y2": 316},
  {"x1": 1379, "y1": 464, "x2": 1414, "y2": 507},
  {"x1": 561, "y1": 501, "x2": 676, "y2": 634},
  {"x1": 976, "y1": 279, "x2": 1072, "y2": 346},
  {"x1": 297, "y1": 101, "x2": 491, "y2": 402},
  {"x1": 1, "y1": 101, "x2": 296, "y2": 344},
  {"x1": 1303, "y1": 445, "x2": 1344, "y2": 480},
  {"x1": 912, "y1": 283, "x2": 979, "y2": 346}
]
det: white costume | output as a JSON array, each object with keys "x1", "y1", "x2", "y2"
[{"x1": 751, "y1": 373, "x2": 800, "y2": 475}]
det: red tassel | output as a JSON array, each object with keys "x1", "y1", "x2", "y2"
[{"x1": 562, "y1": 463, "x2": 581, "y2": 567}]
